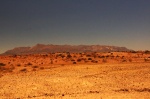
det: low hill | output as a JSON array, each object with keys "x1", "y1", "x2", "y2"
[{"x1": 2, "y1": 44, "x2": 132, "y2": 55}]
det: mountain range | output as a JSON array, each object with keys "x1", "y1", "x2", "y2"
[{"x1": 2, "y1": 44, "x2": 132, "y2": 55}]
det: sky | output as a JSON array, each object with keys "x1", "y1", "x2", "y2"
[{"x1": 0, "y1": 0, "x2": 150, "y2": 53}]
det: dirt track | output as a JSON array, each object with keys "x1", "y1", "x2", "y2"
[{"x1": 0, "y1": 63, "x2": 150, "y2": 99}]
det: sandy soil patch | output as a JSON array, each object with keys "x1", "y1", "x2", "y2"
[{"x1": 0, "y1": 63, "x2": 150, "y2": 99}]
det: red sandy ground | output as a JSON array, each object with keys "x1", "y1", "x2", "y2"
[{"x1": 0, "y1": 52, "x2": 150, "y2": 99}]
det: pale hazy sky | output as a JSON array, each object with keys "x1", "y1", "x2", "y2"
[{"x1": 0, "y1": 0, "x2": 150, "y2": 53}]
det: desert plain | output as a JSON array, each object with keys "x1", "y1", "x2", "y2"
[{"x1": 0, "y1": 51, "x2": 150, "y2": 99}]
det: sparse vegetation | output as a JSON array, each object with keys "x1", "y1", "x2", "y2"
[
  {"x1": 115, "y1": 88, "x2": 150, "y2": 92},
  {"x1": 131, "y1": 51, "x2": 137, "y2": 53},
  {"x1": 88, "y1": 58, "x2": 92, "y2": 60},
  {"x1": 77, "y1": 59, "x2": 81, "y2": 62},
  {"x1": 32, "y1": 68, "x2": 36, "y2": 71},
  {"x1": 67, "y1": 54, "x2": 72, "y2": 58},
  {"x1": 102, "y1": 59, "x2": 107, "y2": 63},
  {"x1": 71, "y1": 59, "x2": 75, "y2": 61},
  {"x1": 115, "y1": 88, "x2": 129, "y2": 92},
  {"x1": 0, "y1": 66, "x2": 6, "y2": 71},
  {"x1": 121, "y1": 56, "x2": 125, "y2": 59},
  {"x1": 40, "y1": 67, "x2": 44, "y2": 70},
  {"x1": 144, "y1": 58, "x2": 149, "y2": 62},
  {"x1": 91, "y1": 60, "x2": 98, "y2": 63},
  {"x1": 129, "y1": 59, "x2": 132, "y2": 62},
  {"x1": 86, "y1": 54, "x2": 91, "y2": 57},
  {"x1": 98, "y1": 55, "x2": 105, "y2": 58},
  {"x1": 122, "y1": 59, "x2": 127, "y2": 62},
  {"x1": 116, "y1": 55, "x2": 119, "y2": 58},
  {"x1": 50, "y1": 59, "x2": 53, "y2": 64},
  {"x1": 0, "y1": 51, "x2": 150, "y2": 99},
  {"x1": 32, "y1": 66, "x2": 38, "y2": 68},
  {"x1": 0, "y1": 63, "x2": 6, "y2": 66},
  {"x1": 106, "y1": 55, "x2": 109, "y2": 58},
  {"x1": 89, "y1": 91, "x2": 100, "y2": 93},
  {"x1": 20, "y1": 68, "x2": 27, "y2": 72},
  {"x1": 17, "y1": 64, "x2": 21, "y2": 66},
  {"x1": 133, "y1": 88, "x2": 150, "y2": 92},
  {"x1": 27, "y1": 62, "x2": 32, "y2": 66},
  {"x1": 144, "y1": 50, "x2": 150, "y2": 54}
]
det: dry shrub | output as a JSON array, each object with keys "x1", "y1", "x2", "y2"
[
  {"x1": 0, "y1": 63, "x2": 6, "y2": 66},
  {"x1": 102, "y1": 59, "x2": 107, "y2": 63},
  {"x1": 20, "y1": 68, "x2": 27, "y2": 72},
  {"x1": 106, "y1": 55, "x2": 109, "y2": 58},
  {"x1": 32, "y1": 66, "x2": 38, "y2": 68},
  {"x1": 88, "y1": 58, "x2": 92, "y2": 60},
  {"x1": 71, "y1": 59, "x2": 75, "y2": 61},
  {"x1": 73, "y1": 62, "x2": 76, "y2": 64},
  {"x1": 116, "y1": 55, "x2": 119, "y2": 58},
  {"x1": 144, "y1": 58, "x2": 149, "y2": 62},
  {"x1": 9, "y1": 66, "x2": 15, "y2": 71},
  {"x1": 67, "y1": 54, "x2": 72, "y2": 58},
  {"x1": 44, "y1": 93, "x2": 54, "y2": 96},
  {"x1": 27, "y1": 62, "x2": 32, "y2": 66},
  {"x1": 121, "y1": 56, "x2": 125, "y2": 59},
  {"x1": 129, "y1": 59, "x2": 132, "y2": 62},
  {"x1": 133, "y1": 88, "x2": 150, "y2": 92},
  {"x1": 0, "y1": 74, "x2": 3, "y2": 78},
  {"x1": 115, "y1": 88, "x2": 150, "y2": 92},
  {"x1": 0, "y1": 66, "x2": 6, "y2": 71},
  {"x1": 101, "y1": 56, "x2": 105, "y2": 58},
  {"x1": 77, "y1": 59, "x2": 81, "y2": 62},
  {"x1": 115, "y1": 88, "x2": 129, "y2": 92},
  {"x1": 89, "y1": 91, "x2": 100, "y2": 93},
  {"x1": 8, "y1": 69, "x2": 13, "y2": 73},
  {"x1": 17, "y1": 64, "x2": 21, "y2": 67},
  {"x1": 91, "y1": 60, "x2": 98, "y2": 63},
  {"x1": 144, "y1": 50, "x2": 150, "y2": 54},
  {"x1": 86, "y1": 54, "x2": 91, "y2": 57},
  {"x1": 50, "y1": 60, "x2": 53, "y2": 64},
  {"x1": 40, "y1": 67, "x2": 44, "y2": 70},
  {"x1": 122, "y1": 59, "x2": 127, "y2": 62},
  {"x1": 32, "y1": 68, "x2": 36, "y2": 71},
  {"x1": 84, "y1": 60, "x2": 88, "y2": 63}
]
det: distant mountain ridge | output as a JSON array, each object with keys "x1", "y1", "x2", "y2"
[{"x1": 2, "y1": 44, "x2": 132, "y2": 55}]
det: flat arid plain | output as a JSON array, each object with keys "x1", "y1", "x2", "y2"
[{"x1": 0, "y1": 51, "x2": 150, "y2": 99}]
